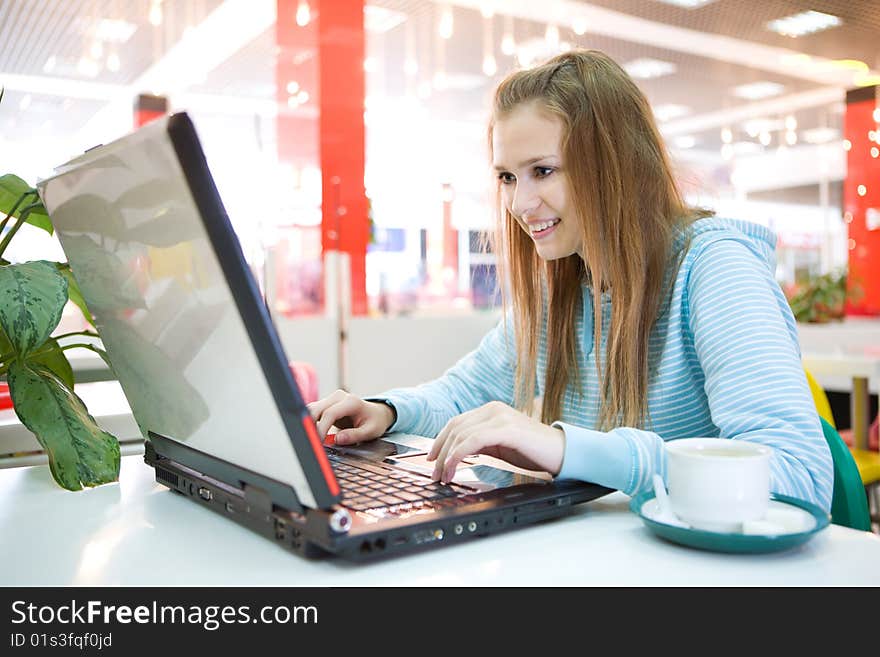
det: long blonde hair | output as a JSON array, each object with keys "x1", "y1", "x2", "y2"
[{"x1": 488, "y1": 49, "x2": 711, "y2": 430}]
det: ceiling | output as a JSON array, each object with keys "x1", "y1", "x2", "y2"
[{"x1": 1, "y1": 0, "x2": 879, "y2": 205}]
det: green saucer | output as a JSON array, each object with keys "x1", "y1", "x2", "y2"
[{"x1": 630, "y1": 491, "x2": 830, "y2": 554}]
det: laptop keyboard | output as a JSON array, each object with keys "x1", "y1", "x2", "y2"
[{"x1": 326, "y1": 451, "x2": 472, "y2": 512}]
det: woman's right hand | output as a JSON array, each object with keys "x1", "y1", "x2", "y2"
[{"x1": 307, "y1": 390, "x2": 396, "y2": 445}]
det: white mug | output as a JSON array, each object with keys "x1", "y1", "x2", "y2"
[{"x1": 665, "y1": 438, "x2": 771, "y2": 533}]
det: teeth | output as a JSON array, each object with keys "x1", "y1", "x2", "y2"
[{"x1": 531, "y1": 219, "x2": 559, "y2": 233}]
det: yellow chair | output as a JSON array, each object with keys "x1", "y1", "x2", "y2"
[
  {"x1": 804, "y1": 368, "x2": 880, "y2": 530},
  {"x1": 805, "y1": 369, "x2": 835, "y2": 428}
]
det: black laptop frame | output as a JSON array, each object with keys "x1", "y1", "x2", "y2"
[{"x1": 161, "y1": 112, "x2": 340, "y2": 512}]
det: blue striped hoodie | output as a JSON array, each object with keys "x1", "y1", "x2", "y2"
[{"x1": 377, "y1": 217, "x2": 833, "y2": 510}]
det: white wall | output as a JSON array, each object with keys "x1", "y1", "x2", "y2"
[{"x1": 273, "y1": 311, "x2": 502, "y2": 398}]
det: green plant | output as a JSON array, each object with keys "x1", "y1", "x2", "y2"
[
  {"x1": 0, "y1": 86, "x2": 119, "y2": 490},
  {"x1": 786, "y1": 269, "x2": 863, "y2": 323}
]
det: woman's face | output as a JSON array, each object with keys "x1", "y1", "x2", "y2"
[{"x1": 492, "y1": 103, "x2": 581, "y2": 260}]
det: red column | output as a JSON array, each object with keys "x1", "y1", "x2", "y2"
[
  {"x1": 844, "y1": 85, "x2": 880, "y2": 316},
  {"x1": 318, "y1": 0, "x2": 369, "y2": 316}
]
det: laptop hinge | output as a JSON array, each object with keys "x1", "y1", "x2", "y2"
[{"x1": 244, "y1": 483, "x2": 274, "y2": 516}]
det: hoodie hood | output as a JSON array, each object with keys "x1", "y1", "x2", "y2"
[{"x1": 676, "y1": 216, "x2": 778, "y2": 274}]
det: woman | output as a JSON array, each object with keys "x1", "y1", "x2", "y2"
[{"x1": 308, "y1": 49, "x2": 832, "y2": 510}]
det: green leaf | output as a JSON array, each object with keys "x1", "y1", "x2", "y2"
[
  {"x1": 0, "y1": 174, "x2": 31, "y2": 215},
  {"x1": 18, "y1": 199, "x2": 53, "y2": 235},
  {"x1": 0, "y1": 261, "x2": 68, "y2": 356},
  {"x1": 55, "y1": 263, "x2": 95, "y2": 328},
  {"x1": 25, "y1": 338, "x2": 75, "y2": 390},
  {"x1": 7, "y1": 362, "x2": 120, "y2": 490},
  {"x1": 0, "y1": 175, "x2": 52, "y2": 235},
  {"x1": 0, "y1": 324, "x2": 12, "y2": 361}
]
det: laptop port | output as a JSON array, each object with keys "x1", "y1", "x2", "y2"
[
  {"x1": 197, "y1": 487, "x2": 213, "y2": 501},
  {"x1": 467, "y1": 521, "x2": 477, "y2": 532},
  {"x1": 412, "y1": 528, "x2": 444, "y2": 544}
]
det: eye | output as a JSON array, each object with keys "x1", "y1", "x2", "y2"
[
  {"x1": 497, "y1": 171, "x2": 516, "y2": 185},
  {"x1": 533, "y1": 166, "x2": 554, "y2": 179}
]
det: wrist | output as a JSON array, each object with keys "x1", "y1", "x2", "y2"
[{"x1": 368, "y1": 399, "x2": 397, "y2": 433}]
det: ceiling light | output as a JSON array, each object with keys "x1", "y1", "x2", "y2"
[
  {"x1": 731, "y1": 81, "x2": 785, "y2": 100},
  {"x1": 720, "y1": 127, "x2": 732, "y2": 143},
  {"x1": 545, "y1": 25, "x2": 559, "y2": 46},
  {"x1": 482, "y1": 54, "x2": 497, "y2": 76},
  {"x1": 438, "y1": 8, "x2": 454, "y2": 39},
  {"x1": 652, "y1": 104, "x2": 690, "y2": 121},
  {"x1": 572, "y1": 17, "x2": 587, "y2": 35},
  {"x1": 148, "y1": 0, "x2": 163, "y2": 27},
  {"x1": 624, "y1": 57, "x2": 677, "y2": 79},
  {"x1": 766, "y1": 11, "x2": 841, "y2": 37},
  {"x1": 296, "y1": 1, "x2": 311, "y2": 27},
  {"x1": 652, "y1": 0, "x2": 716, "y2": 7},
  {"x1": 501, "y1": 34, "x2": 515, "y2": 56}
]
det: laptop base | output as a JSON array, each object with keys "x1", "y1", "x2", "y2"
[{"x1": 145, "y1": 441, "x2": 610, "y2": 562}]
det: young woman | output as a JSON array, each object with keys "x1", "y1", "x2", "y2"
[{"x1": 308, "y1": 49, "x2": 833, "y2": 510}]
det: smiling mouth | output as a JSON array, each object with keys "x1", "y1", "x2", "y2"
[{"x1": 529, "y1": 218, "x2": 561, "y2": 238}]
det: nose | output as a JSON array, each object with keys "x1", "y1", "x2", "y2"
[{"x1": 509, "y1": 179, "x2": 540, "y2": 219}]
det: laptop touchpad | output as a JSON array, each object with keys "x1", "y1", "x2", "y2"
[{"x1": 389, "y1": 452, "x2": 551, "y2": 489}]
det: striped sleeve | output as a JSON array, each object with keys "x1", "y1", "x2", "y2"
[
  {"x1": 556, "y1": 237, "x2": 833, "y2": 511},
  {"x1": 683, "y1": 237, "x2": 833, "y2": 509},
  {"x1": 374, "y1": 315, "x2": 518, "y2": 438}
]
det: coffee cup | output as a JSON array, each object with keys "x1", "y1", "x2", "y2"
[{"x1": 665, "y1": 438, "x2": 771, "y2": 533}]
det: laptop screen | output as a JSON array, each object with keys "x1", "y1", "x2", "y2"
[{"x1": 37, "y1": 113, "x2": 338, "y2": 510}]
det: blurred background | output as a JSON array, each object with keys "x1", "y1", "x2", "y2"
[{"x1": 1, "y1": 0, "x2": 878, "y2": 401}]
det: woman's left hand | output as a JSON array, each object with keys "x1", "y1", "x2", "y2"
[{"x1": 426, "y1": 401, "x2": 565, "y2": 483}]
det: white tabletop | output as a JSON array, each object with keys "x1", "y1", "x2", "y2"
[
  {"x1": 2, "y1": 454, "x2": 879, "y2": 586},
  {"x1": 801, "y1": 346, "x2": 880, "y2": 381}
]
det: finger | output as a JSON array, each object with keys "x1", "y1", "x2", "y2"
[
  {"x1": 429, "y1": 402, "x2": 505, "y2": 462},
  {"x1": 315, "y1": 396, "x2": 363, "y2": 438},
  {"x1": 307, "y1": 389, "x2": 347, "y2": 421},
  {"x1": 441, "y1": 429, "x2": 497, "y2": 483},
  {"x1": 432, "y1": 429, "x2": 463, "y2": 481},
  {"x1": 428, "y1": 417, "x2": 457, "y2": 461},
  {"x1": 334, "y1": 421, "x2": 384, "y2": 445}
]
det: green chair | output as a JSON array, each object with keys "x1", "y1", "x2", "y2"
[{"x1": 821, "y1": 416, "x2": 872, "y2": 531}]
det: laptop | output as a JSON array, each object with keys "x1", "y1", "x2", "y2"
[{"x1": 37, "y1": 112, "x2": 611, "y2": 561}]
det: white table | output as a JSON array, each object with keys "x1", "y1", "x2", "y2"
[
  {"x1": 2, "y1": 453, "x2": 879, "y2": 586},
  {"x1": 802, "y1": 346, "x2": 880, "y2": 451}
]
